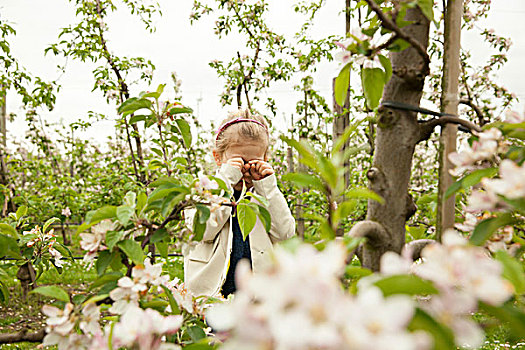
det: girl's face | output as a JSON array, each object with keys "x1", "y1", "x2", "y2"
[
  {"x1": 213, "y1": 140, "x2": 268, "y2": 188},
  {"x1": 221, "y1": 141, "x2": 267, "y2": 164}
]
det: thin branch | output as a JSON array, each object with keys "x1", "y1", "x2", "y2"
[
  {"x1": 345, "y1": 220, "x2": 390, "y2": 262},
  {"x1": 371, "y1": 34, "x2": 399, "y2": 55},
  {"x1": 403, "y1": 239, "x2": 435, "y2": 261},
  {"x1": 0, "y1": 328, "x2": 45, "y2": 344},
  {"x1": 459, "y1": 99, "x2": 485, "y2": 126},
  {"x1": 420, "y1": 115, "x2": 482, "y2": 134},
  {"x1": 95, "y1": 0, "x2": 145, "y2": 182},
  {"x1": 363, "y1": 0, "x2": 431, "y2": 66},
  {"x1": 237, "y1": 52, "x2": 252, "y2": 110}
]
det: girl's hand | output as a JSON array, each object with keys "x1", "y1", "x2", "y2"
[
  {"x1": 248, "y1": 160, "x2": 274, "y2": 180},
  {"x1": 226, "y1": 157, "x2": 245, "y2": 172}
]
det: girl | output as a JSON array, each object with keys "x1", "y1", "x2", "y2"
[{"x1": 184, "y1": 110, "x2": 295, "y2": 297}]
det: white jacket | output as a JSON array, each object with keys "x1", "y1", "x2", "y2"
[{"x1": 183, "y1": 163, "x2": 296, "y2": 297}]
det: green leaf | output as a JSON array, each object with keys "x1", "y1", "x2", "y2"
[
  {"x1": 361, "y1": 67, "x2": 385, "y2": 110},
  {"x1": 335, "y1": 63, "x2": 351, "y2": 107},
  {"x1": 187, "y1": 326, "x2": 206, "y2": 342},
  {"x1": 43, "y1": 217, "x2": 60, "y2": 233},
  {"x1": 128, "y1": 115, "x2": 148, "y2": 124},
  {"x1": 495, "y1": 250, "x2": 525, "y2": 294},
  {"x1": 246, "y1": 192, "x2": 269, "y2": 207},
  {"x1": 169, "y1": 106, "x2": 194, "y2": 115},
  {"x1": 416, "y1": 0, "x2": 434, "y2": 21},
  {"x1": 117, "y1": 240, "x2": 144, "y2": 265},
  {"x1": 236, "y1": 202, "x2": 257, "y2": 240},
  {"x1": 156, "y1": 241, "x2": 168, "y2": 259},
  {"x1": 150, "y1": 228, "x2": 169, "y2": 244},
  {"x1": 283, "y1": 173, "x2": 326, "y2": 193},
  {"x1": 31, "y1": 285, "x2": 69, "y2": 302},
  {"x1": 0, "y1": 223, "x2": 18, "y2": 238},
  {"x1": 445, "y1": 167, "x2": 498, "y2": 198},
  {"x1": 409, "y1": 308, "x2": 455, "y2": 350},
  {"x1": 83, "y1": 294, "x2": 110, "y2": 306},
  {"x1": 256, "y1": 205, "x2": 272, "y2": 233},
  {"x1": 334, "y1": 201, "x2": 356, "y2": 225},
  {"x1": 374, "y1": 274, "x2": 439, "y2": 296},
  {"x1": 116, "y1": 205, "x2": 134, "y2": 226},
  {"x1": 156, "y1": 83, "x2": 165, "y2": 96},
  {"x1": 345, "y1": 265, "x2": 372, "y2": 277},
  {"x1": 174, "y1": 118, "x2": 192, "y2": 148},
  {"x1": 118, "y1": 97, "x2": 152, "y2": 115},
  {"x1": 78, "y1": 206, "x2": 117, "y2": 233},
  {"x1": 106, "y1": 230, "x2": 123, "y2": 251},
  {"x1": 344, "y1": 188, "x2": 384, "y2": 204},
  {"x1": 388, "y1": 38, "x2": 411, "y2": 52},
  {"x1": 182, "y1": 343, "x2": 215, "y2": 350},
  {"x1": 89, "y1": 271, "x2": 122, "y2": 290},
  {"x1": 136, "y1": 191, "x2": 147, "y2": 214},
  {"x1": 160, "y1": 284, "x2": 180, "y2": 315},
  {"x1": 16, "y1": 205, "x2": 27, "y2": 220},
  {"x1": 192, "y1": 211, "x2": 206, "y2": 242},
  {"x1": 470, "y1": 213, "x2": 516, "y2": 246},
  {"x1": 95, "y1": 250, "x2": 113, "y2": 276},
  {"x1": 0, "y1": 234, "x2": 22, "y2": 259},
  {"x1": 195, "y1": 205, "x2": 211, "y2": 224},
  {"x1": 479, "y1": 302, "x2": 525, "y2": 340},
  {"x1": 110, "y1": 251, "x2": 124, "y2": 272},
  {"x1": 123, "y1": 192, "x2": 137, "y2": 208},
  {"x1": 377, "y1": 55, "x2": 392, "y2": 83}
]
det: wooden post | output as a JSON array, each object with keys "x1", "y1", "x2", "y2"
[
  {"x1": 0, "y1": 87, "x2": 7, "y2": 185},
  {"x1": 436, "y1": 0, "x2": 463, "y2": 241}
]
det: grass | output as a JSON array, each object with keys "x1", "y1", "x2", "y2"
[{"x1": 0, "y1": 228, "x2": 185, "y2": 349}]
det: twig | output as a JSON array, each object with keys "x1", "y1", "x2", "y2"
[
  {"x1": 363, "y1": 0, "x2": 430, "y2": 66},
  {"x1": 371, "y1": 34, "x2": 399, "y2": 55},
  {"x1": 237, "y1": 52, "x2": 252, "y2": 110}
]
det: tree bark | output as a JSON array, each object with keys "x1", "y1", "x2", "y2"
[
  {"x1": 359, "y1": 7, "x2": 431, "y2": 271},
  {"x1": 436, "y1": 0, "x2": 463, "y2": 241},
  {"x1": 16, "y1": 262, "x2": 37, "y2": 299}
]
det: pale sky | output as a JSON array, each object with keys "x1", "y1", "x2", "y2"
[{"x1": 3, "y1": 0, "x2": 524, "y2": 146}]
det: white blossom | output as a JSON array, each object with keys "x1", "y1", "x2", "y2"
[
  {"x1": 482, "y1": 159, "x2": 525, "y2": 199},
  {"x1": 112, "y1": 305, "x2": 182, "y2": 350}
]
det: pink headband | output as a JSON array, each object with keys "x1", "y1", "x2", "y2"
[{"x1": 215, "y1": 117, "x2": 268, "y2": 140}]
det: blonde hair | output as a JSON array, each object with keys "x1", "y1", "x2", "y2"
[{"x1": 214, "y1": 109, "x2": 270, "y2": 157}]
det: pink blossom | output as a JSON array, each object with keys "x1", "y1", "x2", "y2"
[
  {"x1": 61, "y1": 207, "x2": 72, "y2": 218},
  {"x1": 466, "y1": 190, "x2": 500, "y2": 212},
  {"x1": 112, "y1": 306, "x2": 182, "y2": 350},
  {"x1": 482, "y1": 159, "x2": 525, "y2": 199}
]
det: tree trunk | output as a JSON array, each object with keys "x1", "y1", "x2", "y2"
[
  {"x1": 436, "y1": 0, "x2": 463, "y2": 241},
  {"x1": 16, "y1": 262, "x2": 37, "y2": 299},
  {"x1": 358, "y1": 8, "x2": 430, "y2": 271}
]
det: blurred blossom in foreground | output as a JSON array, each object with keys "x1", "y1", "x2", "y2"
[{"x1": 207, "y1": 243, "x2": 429, "y2": 350}]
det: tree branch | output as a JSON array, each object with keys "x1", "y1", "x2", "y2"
[
  {"x1": 371, "y1": 34, "x2": 399, "y2": 55},
  {"x1": 459, "y1": 99, "x2": 485, "y2": 126},
  {"x1": 0, "y1": 328, "x2": 45, "y2": 344},
  {"x1": 404, "y1": 239, "x2": 435, "y2": 260},
  {"x1": 418, "y1": 115, "x2": 482, "y2": 142},
  {"x1": 363, "y1": 0, "x2": 430, "y2": 66},
  {"x1": 346, "y1": 220, "x2": 390, "y2": 262}
]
